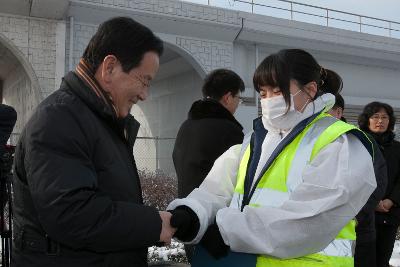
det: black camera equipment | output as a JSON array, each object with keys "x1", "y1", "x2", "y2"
[{"x1": 1, "y1": 144, "x2": 15, "y2": 267}]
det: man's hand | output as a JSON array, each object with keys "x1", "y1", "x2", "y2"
[{"x1": 159, "y1": 211, "x2": 176, "y2": 245}]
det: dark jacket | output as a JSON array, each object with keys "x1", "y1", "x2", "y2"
[
  {"x1": 12, "y1": 72, "x2": 161, "y2": 267},
  {"x1": 354, "y1": 137, "x2": 388, "y2": 267},
  {"x1": 173, "y1": 99, "x2": 244, "y2": 198},
  {"x1": 355, "y1": 137, "x2": 388, "y2": 239},
  {"x1": 373, "y1": 131, "x2": 400, "y2": 226}
]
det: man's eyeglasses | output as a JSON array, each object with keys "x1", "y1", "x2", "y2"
[
  {"x1": 128, "y1": 72, "x2": 150, "y2": 88},
  {"x1": 370, "y1": 114, "x2": 389, "y2": 121},
  {"x1": 234, "y1": 95, "x2": 243, "y2": 104},
  {"x1": 114, "y1": 57, "x2": 151, "y2": 88}
]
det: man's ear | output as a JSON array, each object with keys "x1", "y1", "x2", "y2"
[
  {"x1": 218, "y1": 92, "x2": 231, "y2": 110},
  {"x1": 101, "y1": 55, "x2": 118, "y2": 83},
  {"x1": 304, "y1": 81, "x2": 318, "y2": 99}
]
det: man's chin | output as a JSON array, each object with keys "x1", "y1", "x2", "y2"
[{"x1": 117, "y1": 109, "x2": 130, "y2": 119}]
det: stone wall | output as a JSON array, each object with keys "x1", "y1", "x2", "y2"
[
  {"x1": 66, "y1": 0, "x2": 238, "y2": 73},
  {"x1": 0, "y1": 13, "x2": 58, "y2": 98},
  {"x1": 2, "y1": 64, "x2": 35, "y2": 134},
  {"x1": 175, "y1": 37, "x2": 233, "y2": 73},
  {"x1": 65, "y1": 21, "x2": 97, "y2": 72},
  {"x1": 80, "y1": 0, "x2": 241, "y2": 25},
  {"x1": 66, "y1": 21, "x2": 233, "y2": 74}
]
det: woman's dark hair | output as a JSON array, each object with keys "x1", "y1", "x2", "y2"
[
  {"x1": 202, "y1": 69, "x2": 245, "y2": 100},
  {"x1": 358, "y1": 102, "x2": 396, "y2": 133},
  {"x1": 82, "y1": 17, "x2": 164, "y2": 73},
  {"x1": 253, "y1": 49, "x2": 342, "y2": 108}
]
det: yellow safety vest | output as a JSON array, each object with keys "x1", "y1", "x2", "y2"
[{"x1": 230, "y1": 113, "x2": 372, "y2": 267}]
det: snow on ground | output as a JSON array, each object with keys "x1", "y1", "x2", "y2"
[
  {"x1": 148, "y1": 240, "x2": 186, "y2": 263},
  {"x1": 390, "y1": 241, "x2": 400, "y2": 267}
]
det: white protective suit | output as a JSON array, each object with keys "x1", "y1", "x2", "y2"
[{"x1": 168, "y1": 93, "x2": 377, "y2": 259}]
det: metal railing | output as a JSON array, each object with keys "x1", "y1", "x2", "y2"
[{"x1": 183, "y1": 0, "x2": 400, "y2": 39}]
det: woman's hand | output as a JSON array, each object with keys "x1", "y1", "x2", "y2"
[
  {"x1": 382, "y1": 199, "x2": 394, "y2": 211},
  {"x1": 375, "y1": 200, "x2": 392, "y2": 213}
]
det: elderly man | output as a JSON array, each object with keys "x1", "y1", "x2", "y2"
[{"x1": 12, "y1": 17, "x2": 175, "y2": 267}]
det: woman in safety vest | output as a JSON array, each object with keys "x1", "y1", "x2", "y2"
[{"x1": 168, "y1": 49, "x2": 377, "y2": 267}]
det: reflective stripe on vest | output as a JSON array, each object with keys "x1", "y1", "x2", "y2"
[{"x1": 230, "y1": 113, "x2": 369, "y2": 267}]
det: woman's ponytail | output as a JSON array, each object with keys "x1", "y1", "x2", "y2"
[{"x1": 318, "y1": 68, "x2": 343, "y2": 95}]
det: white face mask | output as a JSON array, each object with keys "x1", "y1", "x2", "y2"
[{"x1": 261, "y1": 90, "x2": 309, "y2": 131}]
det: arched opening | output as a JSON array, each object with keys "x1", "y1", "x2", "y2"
[
  {"x1": 0, "y1": 34, "x2": 42, "y2": 144},
  {"x1": 132, "y1": 43, "x2": 206, "y2": 175}
]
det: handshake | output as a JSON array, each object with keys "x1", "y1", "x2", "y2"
[
  {"x1": 158, "y1": 206, "x2": 229, "y2": 259},
  {"x1": 158, "y1": 206, "x2": 199, "y2": 245}
]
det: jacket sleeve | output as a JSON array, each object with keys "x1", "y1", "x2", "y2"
[
  {"x1": 360, "y1": 140, "x2": 387, "y2": 213},
  {"x1": 222, "y1": 125, "x2": 244, "y2": 150},
  {"x1": 216, "y1": 133, "x2": 376, "y2": 259},
  {"x1": 388, "y1": 149, "x2": 400, "y2": 206},
  {"x1": 24, "y1": 104, "x2": 161, "y2": 252},
  {"x1": 168, "y1": 144, "x2": 242, "y2": 243}
]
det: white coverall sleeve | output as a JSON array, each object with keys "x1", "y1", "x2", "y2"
[
  {"x1": 167, "y1": 144, "x2": 241, "y2": 243},
  {"x1": 216, "y1": 134, "x2": 376, "y2": 259}
]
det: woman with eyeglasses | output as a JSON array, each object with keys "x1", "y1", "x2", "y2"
[{"x1": 358, "y1": 102, "x2": 400, "y2": 267}]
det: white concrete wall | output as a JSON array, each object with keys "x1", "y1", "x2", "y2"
[
  {"x1": 65, "y1": 21, "x2": 98, "y2": 72},
  {"x1": 175, "y1": 37, "x2": 233, "y2": 73},
  {"x1": 132, "y1": 69, "x2": 203, "y2": 174},
  {"x1": 0, "y1": 13, "x2": 67, "y2": 137},
  {"x1": 232, "y1": 43, "x2": 259, "y2": 134},
  {"x1": 0, "y1": 13, "x2": 59, "y2": 98},
  {"x1": 318, "y1": 59, "x2": 400, "y2": 108},
  {"x1": 2, "y1": 64, "x2": 35, "y2": 135},
  {"x1": 77, "y1": 0, "x2": 241, "y2": 25}
]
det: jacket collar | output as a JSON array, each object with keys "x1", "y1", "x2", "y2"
[
  {"x1": 367, "y1": 130, "x2": 396, "y2": 147},
  {"x1": 188, "y1": 99, "x2": 243, "y2": 130},
  {"x1": 63, "y1": 72, "x2": 116, "y2": 121},
  {"x1": 62, "y1": 71, "x2": 140, "y2": 141},
  {"x1": 75, "y1": 58, "x2": 114, "y2": 112}
]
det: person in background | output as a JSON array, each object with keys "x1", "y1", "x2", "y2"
[
  {"x1": 172, "y1": 68, "x2": 245, "y2": 261},
  {"x1": 12, "y1": 17, "x2": 175, "y2": 267},
  {"x1": 327, "y1": 93, "x2": 346, "y2": 122},
  {"x1": 359, "y1": 102, "x2": 400, "y2": 267},
  {"x1": 174, "y1": 68, "x2": 245, "y2": 198},
  {"x1": 168, "y1": 49, "x2": 376, "y2": 267}
]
